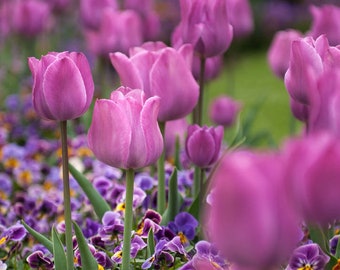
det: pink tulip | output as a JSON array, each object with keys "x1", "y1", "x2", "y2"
[
  {"x1": 205, "y1": 151, "x2": 301, "y2": 269},
  {"x1": 191, "y1": 55, "x2": 223, "y2": 81},
  {"x1": 11, "y1": 0, "x2": 52, "y2": 37},
  {"x1": 209, "y1": 95, "x2": 241, "y2": 127},
  {"x1": 80, "y1": 0, "x2": 118, "y2": 30},
  {"x1": 28, "y1": 51, "x2": 94, "y2": 121},
  {"x1": 110, "y1": 41, "x2": 199, "y2": 122},
  {"x1": 283, "y1": 132, "x2": 340, "y2": 225},
  {"x1": 185, "y1": 124, "x2": 224, "y2": 168},
  {"x1": 227, "y1": 0, "x2": 254, "y2": 38},
  {"x1": 308, "y1": 4, "x2": 340, "y2": 46},
  {"x1": 267, "y1": 29, "x2": 303, "y2": 79},
  {"x1": 308, "y1": 68, "x2": 340, "y2": 137},
  {"x1": 123, "y1": 0, "x2": 160, "y2": 41},
  {"x1": 171, "y1": 0, "x2": 233, "y2": 57},
  {"x1": 88, "y1": 87, "x2": 163, "y2": 169},
  {"x1": 85, "y1": 8, "x2": 143, "y2": 56},
  {"x1": 164, "y1": 118, "x2": 188, "y2": 159}
]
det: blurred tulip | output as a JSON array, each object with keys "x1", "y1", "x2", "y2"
[
  {"x1": 0, "y1": 1, "x2": 10, "y2": 41},
  {"x1": 80, "y1": 0, "x2": 117, "y2": 30},
  {"x1": 88, "y1": 87, "x2": 163, "y2": 169},
  {"x1": 123, "y1": 0, "x2": 160, "y2": 41},
  {"x1": 171, "y1": 0, "x2": 233, "y2": 57},
  {"x1": 308, "y1": 4, "x2": 340, "y2": 46},
  {"x1": 192, "y1": 55, "x2": 223, "y2": 81},
  {"x1": 110, "y1": 41, "x2": 199, "y2": 122},
  {"x1": 185, "y1": 124, "x2": 223, "y2": 168},
  {"x1": 11, "y1": 0, "x2": 52, "y2": 37},
  {"x1": 28, "y1": 51, "x2": 94, "y2": 121},
  {"x1": 209, "y1": 95, "x2": 241, "y2": 127},
  {"x1": 284, "y1": 36, "x2": 323, "y2": 105},
  {"x1": 164, "y1": 118, "x2": 188, "y2": 159},
  {"x1": 283, "y1": 133, "x2": 340, "y2": 225},
  {"x1": 85, "y1": 8, "x2": 143, "y2": 56},
  {"x1": 267, "y1": 29, "x2": 303, "y2": 79},
  {"x1": 227, "y1": 0, "x2": 254, "y2": 38},
  {"x1": 205, "y1": 151, "x2": 301, "y2": 269}
]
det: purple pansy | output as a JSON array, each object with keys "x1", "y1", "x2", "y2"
[
  {"x1": 168, "y1": 212, "x2": 198, "y2": 245},
  {"x1": 286, "y1": 243, "x2": 330, "y2": 270}
]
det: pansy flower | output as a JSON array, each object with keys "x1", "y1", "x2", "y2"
[
  {"x1": 136, "y1": 209, "x2": 162, "y2": 237},
  {"x1": 168, "y1": 212, "x2": 198, "y2": 245},
  {"x1": 286, "y1": 243, "x2": 330, "y2": 270}
]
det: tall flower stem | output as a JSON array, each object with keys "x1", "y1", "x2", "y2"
[
  {"x1": 157, "y1": 121, "x2": 166, "y2": 214},
  {"x1": 193, "y1": 55, "x2": 206, "y2": 125},
  {"x1": 122, "y1": 168, "x2": 135, "y2": 270},
  {"x1": 60, "y1": 120, "x2": 74, "y2": 270}
]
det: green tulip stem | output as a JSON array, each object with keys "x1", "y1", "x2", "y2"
[
  {"x1": 122, "y1": 168, "x2": 135, "y2": 270},
  {"x1": 157, "y1": 121, "x2": 166, "y2": 214},
  {"x1": 193, "y1": 55, "x2": 206, "y2": 125},
  {"x1": 193, "y1": 166, "x2": 201, "y2": 199},
  {"x1": 60, "y1": 121, "x2": 74, "y2": 270}
]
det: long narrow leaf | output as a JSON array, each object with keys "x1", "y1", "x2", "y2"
[
  {"x1": 69, "y1": 163, "x2": 111, "y2": 220},
  {"x1": 73, "y1": 221, "x2": 98, "y2": 270},
  {"x1": 52, "y1": 227, "x2": 67, "y2": 270},
  {"x1": 147, "y1": 229, "x2": 155, "y2": 258},
  {"x1": 21, "y1": 220, "x2": 53, "y2": 253}
]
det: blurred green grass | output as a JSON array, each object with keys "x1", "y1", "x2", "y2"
[{"x1": 205, "y1": 50, "x2": 301, "y2": 148}]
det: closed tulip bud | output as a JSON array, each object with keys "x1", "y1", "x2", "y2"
[
  {"x1": 164, "y1": 118, "x2": 188, "y2": 159},
  {"x1": 283, "y1": 132, "x2": 340, "y2": 226},
  {"x1": 209, "y1": 95, "x2": 241, "y2": 127},
  {"x1": 85, "y1": 8, "x2": 143, "y2": 56},
  {"x1": 80, "y1": 0, "x2": 118, "y2": 30},
  {"x1": 267, "y1": 29, "x2": 303, "y2": 79},
  {"x1": 227, "y1": 0, "x2": 254, "y2": 38},
  {"x1": 185, "y1": 124, "x2": 224, "y2": 168},
  {"x1": 88, "y1": 87, "x2": 163, "y2": 170},
  {"x1": 28, "y1": 51, "x2": 94, "y2": 121},
  {"x1": 11, "y1": 0, "x2": 52, "y2": 37},
  {"x1": 110, "y1": 41, "x2": 199, "y2": 122},
  {"x1": 205, "y1": 151, "x2": 301, "y2": 269},
  {"x1": 171, "y1": 0, "x2": 233, "y2": 57},
  {"x1": 308, "y1": 4, "x2": 340, "y2": 46},
  {"x1": 192, "y1": 55, "x2": 223, "y2": 81}
]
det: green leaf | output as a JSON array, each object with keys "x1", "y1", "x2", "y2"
[
  {"x1": 73, "y1": 221, "x2": 98, "y2": 270},
  {"x1": 69, "y1": 163, "x2": 111, "y2": 220},
  {"x1": 147, "y1": 229, "x2": 155, "y2": 258},
  {"x1": 21, "y1": 220, "x2": 53, "y2": 254},
  {"x1": 52, "y1": 227, "x2": 67, "y2": 270},
  {"x1": 161, "y1": 169, "x2": 183, "y2": 225},
  {"x1": 336, "y1": 235, "x2": 340, "y2": 258}
]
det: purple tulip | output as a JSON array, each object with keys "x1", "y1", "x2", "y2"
[
  {"x1": 164, "y1": 118, "x2": 188, "y2": 159},
  {"x1": 192, "y1": 55, "x2": 223, "y2": 81},
  {"x1": 205, "y1": 151, "x2": 301, "y2": 269},
  {"x1": 308, "y1": 4, "x2": 340, "y2": 46},
  {"x1": 286, "y1": 243, "x2": 329, "y2": 270},
  {"x1": 185, "y1": 124, "x2": 223, "y2": 168},
  {"x1": 28, "y1": 51, "x2": 94, "y2": 121},
  {"x1": 209, "y1": 95, "x2": 241, "y2": 127},
  {"x1": 110, "y1": 41, "x2": 199, "y2": 122},
  {"x1": 11, "y1": 0, "x2": 52, "y2": 37},
  {"x1": 80, "y1": 0, "x2": 118, "y2": 30},
  {"x1": 227, "y1": 0, "x2": 254, "y2": 38},
  {"x1": 171, "y1": 0, "x2": 233, "y2": 57},
  {"x1": 283, "y1": 132, "x2": 340, "y2": 225},
  {"x1": 85, "y1": 8, "x2": 143, "y2": 56},
  {"x1": 267, "y1": 29, "x2": 303, "y2": 79},
  {"x1": 88, "y1": 87, "x2": 163, "y2": 169}
]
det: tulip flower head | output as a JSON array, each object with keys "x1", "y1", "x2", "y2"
[
  {"x1": 205, "y1": 151, "x2": 301, "y2": 269},
  {"x1": 28, "y1": 51, "x2": 94, "y2": 121},
  {"x1": 110, "y1": 41, "x2": 199, "y2": 122},
  {"x1": 171, "y1": 0, "x2": 233, "y2": 57},
  {"x1": 209, "y1": 95, "x2": 241, "y2": 127},
  {"x1": 88, "y1": 87, "x2": 163, "y2": 170},
  {"x1": 185, "y1": 124, "x2": 224, "y2": 168}
]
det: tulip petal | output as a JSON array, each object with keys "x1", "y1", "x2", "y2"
[
  {"x1": 150, "y1": 48, "x2": 199, "y2": 121},
  {"x1": 88, "y1": 99, "x2": 131, "y2": 169},
  {"x1": 110, "y1": 52, "x2": 143, "y2": 90},
  {"x1": 42, "y1": 57, "x2": 87, "y2": 120}
]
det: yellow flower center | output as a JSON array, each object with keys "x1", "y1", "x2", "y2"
[
  {"x1": 0, "y1": 236, "x2": 8, "y2": 245},
  {"x1": 115, "y1": 203, "x2": 126, "y2": 212},
  {"x1": 178, "y1": 231, "x2": 188, "y2": 244},
  {"x1": 4, "y1": 157, "x2": 20, "y2": 169},
  {"x1": 298, "y1": 264, "x2": 313, "y2": 270}
]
